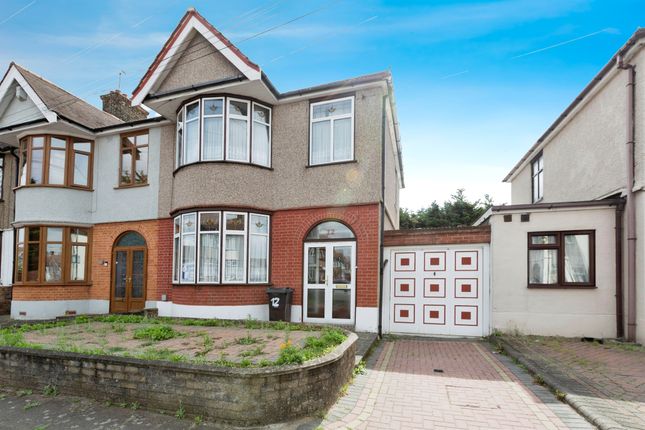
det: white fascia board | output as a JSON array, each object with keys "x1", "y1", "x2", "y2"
[
  {"x1": 277, "y1": 80, "x2": 388, "y2": 104},
  {"x1": 132, "y1": 16, "x2": 261, "y2": 106},
  {"x1": 0, "y1": 66, "x2": 57, "y2": 123}
]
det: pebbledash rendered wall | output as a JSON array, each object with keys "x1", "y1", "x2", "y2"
[{"x1": 157, "y1": 203, "x2": 381, "y2": 332}]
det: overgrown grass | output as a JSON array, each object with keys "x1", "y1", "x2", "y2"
[{"x1": 0, "y1": 315, "x2": 348, "y2": 368}]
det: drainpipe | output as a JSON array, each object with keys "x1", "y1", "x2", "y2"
[
  {"x1": 618, "y1": 55, "x2": 637, "y2": 342},
  {"x1": 377, "y1": 93, "x2": 388, "y2": 338},
  {"x1": 615, "y1": 201, "x2": 625, "y2": 339}
]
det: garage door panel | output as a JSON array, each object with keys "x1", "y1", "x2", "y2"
[{"x1": 389, "y1": 247, "x2": 486, "y2": 337}]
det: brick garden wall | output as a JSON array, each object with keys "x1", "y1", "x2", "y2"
[
  {"x1": 384, "y1": 226, "x2": 491, "y2": 247},
  {"x1": 0, "y1": 333, "x2": 357, "y2": 426}
]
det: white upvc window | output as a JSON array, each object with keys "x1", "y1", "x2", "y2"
[
  {"x1": 532, "y1": 153, "x2": 544, "y2": 203},
  {"x1": 172, "y1": 217, "x2": 181, "y2": 282},
  {"x1": 197, "y1": 211, "x2": 221, "y2": 284},
  {"x1": 249, "y1": 214, "x2": 270, "y2": 283},
  {"x1": 183, "y1": 100, "x2": 200, "y2": 165},
  {"x1": 223, "y1": 212, "x2": 247, "y2": 283},
  {"x1": 310, "y1": 96, "x2": 354, "y2": 165},
  {"x1": 251, "y1": 102, "x2": 271, "y2": 167},
  {"x1": 226, "y1": 98, "x2": 250, "y2": 162},
  {"x1": 180, "y1": 213, "x2": 197, "y2": 283},
  {"x1": 175, "y1": 111, "x2": 183, "y2": 167},
  {"x1": 201, "y1": 98, "x2": 224, "y2": 161}
]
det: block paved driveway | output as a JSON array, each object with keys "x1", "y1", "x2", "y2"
[{"x1": 321, "y1": 338, "x2": 594, "y2": 430}]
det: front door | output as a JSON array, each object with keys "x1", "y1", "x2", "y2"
[
  {"x1": 303, "y1": 242, "x2": 356, "y2": 324},
  {"x1": 111, "y1": 246, "x2": 146, "y2": 313}
]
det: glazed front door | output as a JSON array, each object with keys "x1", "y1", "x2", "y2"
[
  {"x1": 303, "y1": 242, "x2": 356, "y2": 324},
  {"x1": 111, "y1": 247, "x2": 146, "y2": 313}
]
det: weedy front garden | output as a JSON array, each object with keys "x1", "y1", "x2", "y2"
[{"x1": 0, "y1": 315, "x2": 347, "y2": 367}]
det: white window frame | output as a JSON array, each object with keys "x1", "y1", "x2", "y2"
[
  {"x1": 223, "y1": 211, "x2": 248, "y2": 284},
  {"x1": 248, "y1": 213, "x2": 270, "y2": 284},
  {"x1": 183, "y1": 100, "x2": 200, "y2": 165},
  {"x1": 201, "y1": 97, "x2": 225, "y2": 161},
  {"x1": 179, "y1": 212, "x2": 197, "y2": 284},
  {"x1": 172, "y1": 217, "x2": 181, "y2": 282},
  {"x1": 175, "y1": 111, "x2": 183, "y2": 168},
  {"x1": 532, "y1": 153, "x2": 544, "y2": 203},
  {"x1": 197, "y1": 211, "x2": 222, "y2": 285},
  {"x1": 226, "y1": 98, "x2": 251, "y2": 163},
  {"x1": 309, "y1": 95, "x2": 355, "y2": 166},
  {"x1": 251, "y1": 102, "x2": 272, "y2": 167}
]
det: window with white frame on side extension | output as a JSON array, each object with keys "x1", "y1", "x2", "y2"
[
  {"x1": 527, "y1": 230, "x2": 595, "y2": 288},
  {"x1": 531, "y1": 153, "x2": 543, "y2": 203},
  {"x1": 310, "y1": 96, "x2": 354, "y2": 166}
]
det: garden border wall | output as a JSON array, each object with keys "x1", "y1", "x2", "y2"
[{"x1": 0, "y1": 332, "x2": 357, "y2": 426}]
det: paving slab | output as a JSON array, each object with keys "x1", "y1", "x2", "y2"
[{"x1": 496, "y1": 335, "x2": 645, "y2": 430}]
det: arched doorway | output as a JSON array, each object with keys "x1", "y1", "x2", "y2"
[
  {"x1": 110, "y1": 231, "x2": 147, "y2": 313},
  {"x1": 303, "y1": 221, "x2": 356, "y2": 324}
]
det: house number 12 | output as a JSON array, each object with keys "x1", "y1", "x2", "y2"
[{"x1": 270, "y1": 297, "x2": 280, "y2": 308}]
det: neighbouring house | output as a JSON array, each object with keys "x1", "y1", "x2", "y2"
[
  {"x1": 0, "y1": 8, "x2": 403, "y2": 332},
  {"x1": 480, "y1": 28, "x2": 645, "y2": 344}
]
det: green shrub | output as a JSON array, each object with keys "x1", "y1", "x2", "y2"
[
  {"x1": 276, "y1": 345, "x2": 305, "y2": 365},
  {"x1": 133, "y1": 325, "x2": 179, "y2": 341}
]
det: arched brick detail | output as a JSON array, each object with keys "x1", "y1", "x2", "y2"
[{"x1": 272, "y1": 204, "x2": 380, "y2": 309}]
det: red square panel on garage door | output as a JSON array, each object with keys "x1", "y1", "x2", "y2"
[
  {"x1": 455, "y1": 251, "x2": 478, "y2": 271},
  {"x1": 424, "y1": 278, "x2": 446, "y2": 298},
  {"x1": 394, "y1": 304, "x2": 415, "y2": 323},
  {"x1": 424, "y1": 251, "x2": 446, "y2": 271},
  {"x1": 454, "y1": 305, "x2": 478, "y2": 326},
  {"x1": 394, "y1": 278, "x2": 415, "y2": 297},
  {"x1": 423, "y1": 304, "x2": 445, "y2": 325},
  {"x1": 394, "y1": 252, "x2": 416, "y2": 272},
  {"x1": 454, "y1": 278, "x2": 479, "y2": 299}
]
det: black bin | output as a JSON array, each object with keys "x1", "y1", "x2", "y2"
[{"x1": 266, "y1": 287, "x2": 293, "y2": 322}]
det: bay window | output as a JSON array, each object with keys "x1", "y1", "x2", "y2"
[
  {"x1": 18, "y1": 135, "x2": 93, "y2": 189},
  {"x1": 15, "y1": 226, "x2": 91, "y2": 284},
  {"x1": 175, "y1": 96, "x2": 271, "y2": 168},
  {"x1": 173, "y1": 210, "x2": 270, "y2": 285},
  {"x1": 310, "y1": 96, "x2": 354, "y2": 165},
  {"x1": 528, "y1": 230, "x2": 595, "y2": 288}
]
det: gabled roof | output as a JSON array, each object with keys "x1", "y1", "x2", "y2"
[
  {"x1": 0, "y1": 63, "x2": 122, "y2": 129},
  {"x1": 504, "y1": 28, "x2": 645, "y2": 182},
  {"x1": 131, "y1": 8, "x2": 261, "y2": 105}
]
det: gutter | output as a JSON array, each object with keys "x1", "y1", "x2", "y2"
[
  {"x1": 618, "y1": 55, "x2": 637, "y2": 342},
  {"x1": 615, "y1": 201, "x2": 625, "y2": 338},
  {"x1": 377, "y1": 93, "x2": 387, "y2": 338},
  {"x1": 491, "y1": 198, "x2": 623, "y2": 212}
]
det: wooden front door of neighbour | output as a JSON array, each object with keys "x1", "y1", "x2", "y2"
[{"x1": 110, "y1": 232, "x2": 147, "y2": 313}]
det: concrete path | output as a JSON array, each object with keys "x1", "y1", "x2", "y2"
[
  {"x1": 321, "y1": 338, "x2": 594, "y2": 429},
  {"x1": 498, "y1": 335, "x2": 645, "y2": 430}
]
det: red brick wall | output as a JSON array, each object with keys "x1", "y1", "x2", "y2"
[
  {"x1": 170, "y1": 203, "x2": 381, "y2": 308},
  {"x1": 383, "y1": 226, "x2": 491, "y2": 247}
]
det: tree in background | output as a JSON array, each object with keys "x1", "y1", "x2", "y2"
[{"x1": 400, "y1": 189, "x2": 493, "y2": 229}]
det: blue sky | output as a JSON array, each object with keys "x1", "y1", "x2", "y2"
[{"x1": 1, "y1": 0, "x2": 642, "y2": 209}]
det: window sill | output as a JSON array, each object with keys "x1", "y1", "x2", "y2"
[
  {"x1": 14, "y1": 185, "x2": 93, "y2": 192},
  {"x1": 307, "y1": 160, "x2": 357, "y2": 168},
  {"x1": 115, "y1": 183, "x2": 149, "y2": 190},
  {"x1": 532, "y1": 197, "x2": 544, "y2": 204},
  {"x1": 173, "y1": 160, "x2": 273, "y2": 175},
  {"x1": 527, "y1": 284, "x2": 596, "y2": 289},
  {"x1": 14, "y1": 282, "x2": 92, "y2": 287},
  {"x1": 172, "y1": 282, "x2": 273, "y2": 287}
]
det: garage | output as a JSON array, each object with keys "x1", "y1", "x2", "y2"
[{"x1": 383, "y1": 227, "x2": 491, "y2": 337}]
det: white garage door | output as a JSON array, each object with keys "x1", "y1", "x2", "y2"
[{"x1": 385, "y1": 245, "x2": 489, "y2": 337}]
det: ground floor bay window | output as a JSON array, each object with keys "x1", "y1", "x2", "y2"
[
  {"x1": 173, "y1": 210, "x2": 270, "y2": 285},
  {"x1": 14, "y1": 226, "x2": 90, "y2": 285}
]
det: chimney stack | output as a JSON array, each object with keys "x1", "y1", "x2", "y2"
[{"x1": 100, "y1": 90, "x2": 148, "y2": 122}]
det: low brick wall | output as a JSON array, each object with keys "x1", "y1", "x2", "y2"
[
  {"x1": 0, "y1": 332, "x2": 357, "y2": 426},
  {"x1": 384, "y1": 225, "x2": 491, "y2": 246},
  {"x1": 0, "y1": 286, "x2": 11, "y2": 315}
]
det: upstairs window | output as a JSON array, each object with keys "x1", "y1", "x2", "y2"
[
  {"x1": 0, "y1": 156, "x2": 4, "y2": 200},
  {"x1": 18, "y1": 135, "x2": 93, "y2": 189},
  {"x1": 531, "y1": 153, "x2": 543, "y2": 203},
  {"x1": 528, "y1": 231, "x2": 595, "y2": 288},
  {"x1": 310, "y1": 96, "x2": 354, "y2": 165},
  {"x1": 119, "y1": 131, "x2": 149, "y2": 187},
  {"x1": 175, "y1": 96, "x2": 271, "y2": 169}
]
